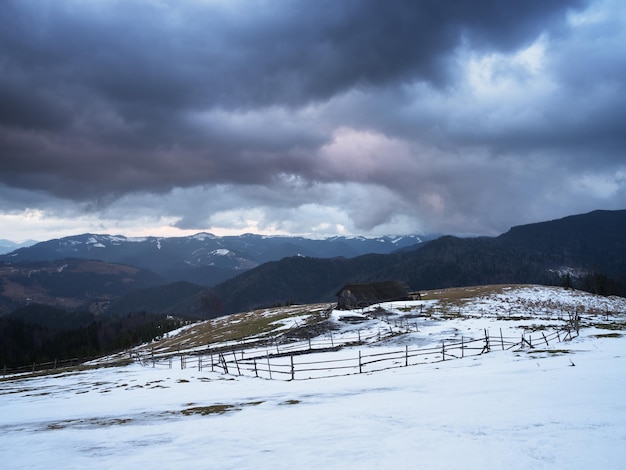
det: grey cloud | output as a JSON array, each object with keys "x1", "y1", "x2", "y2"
[
  {"x1": 1, "y1": 0, "x2": 584, "y2": 124},
  {"x1": 4, "y1": 0, "x2": 622, "y2": 238}
]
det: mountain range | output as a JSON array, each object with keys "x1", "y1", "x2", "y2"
[
  {"x1": 1, "y1": 209, "x2": 625, "y2": 320},
  {"x1": 0, "y1": 239, "x2": 37, "y2": 255},
  {"x1": 206, "y1": 209, "x2": 626, "y2": 314},
  {"x1": 1, "y1": 233, "x2": 425, "y2": 286}
]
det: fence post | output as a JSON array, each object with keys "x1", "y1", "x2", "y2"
[
  {"x1": 359, "y1": 350, "x2": 362, "y2": 374},
  {"x1": 219, "y1": 353, "x2": 229, "y2": 374},
  {"x1": 330, "y1": 332, "x2": 334, "y2": 348},
  {"x1": 484, "y1": 329, "x2": 490, "y2": 352},
  {"x1": 254, "y1": 358, "x2": 258, "y2": 378},
  {"x1": 198, "y1": 356, "x2": 202, "y2": 372},
  {"x1": 232, "y1": 351, "x2": 241, "y2": 376},
  {"x1": 442, "y1": 341, "x2": 446, "y2": 361},
  {"x1": 290, "y1": 355, "x2": 295, "y2": 381},
  {"x1": 405, "y1": 345, "x2": 409, "y2": 367},
  {"x1": 461, "y1": 336, "x2": 464, "y2": 358},
  {"x1": 542, "y1": 332, "x2": 549, "y2": 346},
  {"x1": 500, "y1": 328, "x2": 504, "y2": 350},
  {"x1": 267, "y1": 352, "x2": 272, "y2": 380},
  {"x1": 358, "y1": 329, "x2": 361, "y2": 343},
  {"x1": 169, "y1": 356, "x2": 172, "y2": 369},
  {"x1": 210, "y1": 351, "x2": 214, "y2": 372}
]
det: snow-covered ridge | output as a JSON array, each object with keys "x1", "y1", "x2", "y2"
[
  {"x1": 1, "y1": 231, "x2": 427, "y2": 276},
  {"x1": 49, "y1": 232, "x2": 422, "y2": 245},
  {"x1": 190, "y1": 232, "x2": 218, "y2": 241},
  {"x1": 3, "y1": 284, "x2": 625, "y2": 468}
]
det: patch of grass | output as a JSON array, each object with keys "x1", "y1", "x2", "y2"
[
  {"x1": 99, "y1": 418, "x2": 132, "y2": 426},
  {"x1": 180, "y1": 401, "x2": 262, "y2": 416},
  {"x1": 47, "y1": 421, "x2": 75, "y2": 430},
  {"x1": 181, "y1": 404, "x2": 236, "y2": 416},
  {"x1": 594, "y1": 323, "x2": 626, "y2": 331},
  {"x1": 520, "y1": 324, "x2": 549, "y2": 331},
  {"x1": 421, "y1": 284, "x2": 528, "y2": 302},
  {"x1": 245, "y1": 401, "x2": 264, "y2": 406},
  {"x1": 438, "y1": 312, "x2": 464, "y2": 320},
  {"x1": 47, "y1": 417, "x2": 133, "y2": 429},
  {"x1": 134, "y1": 303, "x2": 332, "y2": 355},
  {"x1": 527, "y1": 349, "x2": 571, "y2": 355},
  {"x1": 593, "y1": 332, "x2": 622, "y2": 338},
  {"x1": 396, "y1": 306, "x2": 415, "y2": 313}
]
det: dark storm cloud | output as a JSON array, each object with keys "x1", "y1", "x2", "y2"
[
  {"x1": 4, "y1": 0, "x2": 624, "y2": 238},
  {"x1": 0, "y1": 0, "x2": 585, "y2": 191}
]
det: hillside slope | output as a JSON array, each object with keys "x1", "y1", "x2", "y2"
[
  {"x1": 0, "y1": 259, "x2": 163, "y2": 314},
  {"x1": 2, "y1": 285, "x2": 626, "y2": 469},
  {"x1": 208, "y1": 210, "x2": 626, "y2": 314}
]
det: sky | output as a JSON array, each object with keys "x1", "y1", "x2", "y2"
[{"x1": 1, "y1": 0, "x2": 625, "y2": 242}]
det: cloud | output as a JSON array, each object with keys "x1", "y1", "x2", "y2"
[{"x1": 1, "y1": 0, "x2": 625, "y2": 240}]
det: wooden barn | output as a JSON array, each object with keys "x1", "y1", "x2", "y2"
[{"x1": 336, "y1": 281, "x2": 410, "y2": 310}]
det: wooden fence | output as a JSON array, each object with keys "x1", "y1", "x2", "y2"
[
  {"x1": 142, "y1": 325, "x2": 579, "y2": 381},
  {"x1": 3, "y1": 307, "x2": 584, "y2": 380},
  {"x1": 1, "y1": 356, "x2": 132, "y2": 379}
]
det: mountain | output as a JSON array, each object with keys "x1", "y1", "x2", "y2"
[
  {"x1": 0, "y1": 239, "x2": 37, "y2": 255},
  {"x1": 0, "y1": 258, "x2": 163, "y2": 315},
  {"x1": 2, "y1": 210, "x2": 624, "y2": 319},
  {"x1": 105, "y1": 281, "x2": 206, "y2": 317},
  {"x1": 497, "y1": 209, "x2": 626, "y2": 277},
  {"x1": 207, "y1": 210, "x2": 626, "y2": 314},
  {"x1": 0, "y1": 233, "x2": 425, "y2": 286}
]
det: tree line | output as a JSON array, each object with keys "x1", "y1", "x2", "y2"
[{"x1": 0, "y1": 305, "x2": 186, "y2": 368}]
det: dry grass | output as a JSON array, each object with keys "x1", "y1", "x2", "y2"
[
  {"x1": 181, "y1": 401, "x2": 264, "y2": 416},
  {"x1": 133, "y1": 303, "x2": 333, "y2": 355},
  {"x1": 420, "y1": 284, "x2": 532, "y2": 303},
  {"x1": 414, "y1": 284, "x2": 532, "y2": 317},
  {"x1": 593, "y1": 332, "x2": 622, "y2": 338}
]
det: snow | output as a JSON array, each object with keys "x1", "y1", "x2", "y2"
[
  {"x1": 211, "y1": 249, "x2": 231, "y2": 256},
  {"x1": 191, "y1": 232, "x2": 217, "y2": 241},
  {"x1": 122, "y1": 236, "x2": 147, "y2": 243},
  {"x1": 2, "y1": 286, "x2": 626, "y2": 469}
]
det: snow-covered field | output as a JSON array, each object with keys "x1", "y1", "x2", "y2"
[{"x1": 2, "y1": 285, "x2": 626, "y2": 469}]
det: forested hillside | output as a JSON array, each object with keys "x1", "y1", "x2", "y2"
[{"x1": 208, "y1": 210, "x2": 626, "y2": 314}]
